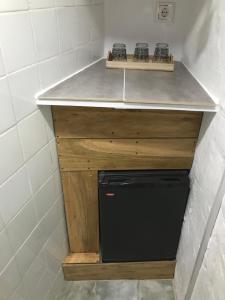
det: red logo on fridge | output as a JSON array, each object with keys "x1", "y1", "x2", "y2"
[{"x1": 105, "y1": 193, "x2": 115, "y2": 197}]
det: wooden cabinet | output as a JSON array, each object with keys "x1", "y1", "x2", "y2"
[
  {"x1": 62, "y1": 172, "x2": 99, "y2": 253},
  {"x1": 52, "y1": 106, "x2": 203, "y2": 280}
]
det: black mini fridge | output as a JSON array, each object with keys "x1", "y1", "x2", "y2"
[{"x1": 99, "y1": 170, "x2": 190, "y2": 263}]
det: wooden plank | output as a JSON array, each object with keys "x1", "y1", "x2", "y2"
[
  {"x1": 63, "y1": 259, "x2": 176, "y2": 281},
  {"x1": 62, "y1": 171, "x2": 99, "y2": 253},
  {"x1": 64, "y1": 253, "x2": 100, "y2": 264},
  {"x1": 57, "y1": 138, "x2": 196, "y2": 171},
  {"x1": 52, "y1": 107, "x2": 203, "y2": 139},
  {"x1": 106, "y1": 54, "x2": 174, "y2": 72}
]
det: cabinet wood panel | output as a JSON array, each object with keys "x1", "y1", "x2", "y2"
[
  {"x1": 57, "y1": 138, "x2": 196, "y2": 171},
  {"x1": 63, "y1": 259, "x2": 176, "y2": 281},
  {"x1": 52, "y1": 107, "x2": 202, "y2": 139},
  {"x1": 62, "y1": 171, "x2": 99, "y2": 253}
]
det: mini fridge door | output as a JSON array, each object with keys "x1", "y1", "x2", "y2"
[{"x1": 99, "y1": 170, "x2": 190, "y2": 263}]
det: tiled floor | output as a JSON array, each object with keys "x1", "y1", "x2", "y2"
[{"x1": 57, "y1": 280, "x2": 175, "y2": 300}]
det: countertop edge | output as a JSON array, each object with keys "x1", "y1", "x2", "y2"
[{"x1": 36, "y1": 99, "x2": 218, "y2": 113}]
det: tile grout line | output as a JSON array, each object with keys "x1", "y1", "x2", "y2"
[
  {"x1": 184, "y1": 169, "x2": 225, "y2": 300},
  {"x1": 0, "y1": 192, "x2": 63, "y2": 277}
]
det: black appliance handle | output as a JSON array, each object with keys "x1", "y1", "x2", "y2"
[{"x1": 100, "y1": 177, "x2": 135, "y2": 186}]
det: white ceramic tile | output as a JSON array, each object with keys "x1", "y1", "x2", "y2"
[
  {"x1": 8, "y1": 65, "x2": 40, "y2": 121},
  {"x1": 0, "y1": 128, "x2": 24, "y2": 185},
  {"x1": 23, "y1": 253, "x2": 46, "y2": 300},
  {"x1": 75, "y1": 0, "x2": 92, "y2": 5},
  {"x1": 0, "y1": 229, "x2": 13, "y2": 273},
  {"x1": 15, "y1": 224, "x2": 46, "y2": 275},
  {"x1": 55, "y1": 0, "x2": 75, "y2": 6},
  {"x1": 37, "y1": 271, "x2": 55, "y2": 300},
  {"x1": 7, "y1": 201, "x2": 37, "y2": 252},
  {"x1": 18, "y1": 110, "x2": 48, "y2": 160},
  {"x1": 56, "y1": 194, "x2": 65, "y2": 221},
  {"x1": 90, "y1": 5, "x2": 104, "y2": 41},
  {"x1": 92, "y1": 0, "x2": 103, "y2": 3},
  {"x1": 49, "y1": 139, "x2": 59, "y2": 172},
  {"x1": 0, "y1": 13, "x2": 36, "y2": 73},
  {"x1": 27, "y1": 144, "x2": 55, "y2": 193},
  {"x1": 0, "y1": 258, "x2": 21, "y2": 300},
  {"x1": 53, "y1": 169, "x2": 62, "y2": 197},
  {"x1": 0, "y1": 0, "x2": 28, "y2": 12},
  {"x1": 91, "y1": 38, "x2": 104, "y2": 61},
  {"x1": 76, "y1": 6, "x2": 91, "y2": 45},
  {"x1": 46, "y1": 270, "x2": 67, "y2": 300},
  {"x1": 33, "y1": 176, "x2": 56, "y2": 221},
  {"x1": 57, "y1": 7, "x2": 76, "y2": 52},
  {"x1": 31, "y1": 9, "x2": 59, "y2": 61},
  {"x1": 45, "y1": 222, "x2": 68, "y2": 274},
  {"x1": 0, "y1": 214, "x2": 4, "y2": 232},
  {"x1": 0, "y1": 167, "x2": 31, "y2": 225},
  {"x1": 40, "y1": 107, "x2": 55, "y2": 141},
  {"x1": 41, "y1": 201, "x2": 59, "y2": 241},
  {"x1": 59, "y1": 50, "x2": 77, "y2": 78},
  {"x1": 0, "y1": 49, "x2": 5, "y2": 77},
  {"x1": 39, "y1": 56, "x2": 61, "y2": 89},
  {"x1": 28, "y1": 0, "x2": 54, "y2": 9},
  {"x1": 8, "y1": 281, "x2": 28, "y2": 300},
  {"x1": 76, "y1": 46, "x2": 92, "y2": 69},
  {"x1": 26, "y1": 268, "x2": 54, "y2": 300},
  {"x1": 0, "y1": 78, "x2": 16, "y2": 134}
]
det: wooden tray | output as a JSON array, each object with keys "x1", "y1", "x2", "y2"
[{"x1": 106, "y1": 54, "x2": 174, "y2": 72}]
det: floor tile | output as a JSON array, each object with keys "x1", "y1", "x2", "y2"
[
  {"x1": 56, "y1": 280, "x2": 175, "y2": 300},
  {"x1": 137, "y1": 280, "x2": 175, "y2": 300},
  {"x1": 95, "y1": 281, "x2": 138, "y2": 300}
]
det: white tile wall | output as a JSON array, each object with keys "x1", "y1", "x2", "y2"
[
  {"x1": 28, "y1": 0, "x2": 54, "y2": 9},
  {"x1": 174, "y1": 0, "x2": 225, "y2": 297},
  {"x1": 0, "y1": 1, "x2": 28, "y2": 12},
  {"x1": 27, "y1": 144, "x2": 56, "y2": 193},
  {"x1": 0, "y1": 258, "x2": 21, "y2": 300},
  {"x1": 57, "y1": 7, "x2": 77, "y2": 52},
  {"x1": 31, "y1": 9, "x2": 59, "y2": 61},
  {"x1": 0, "y1": 49, "x2": 6, "y2": 77},
  {"x1": 190, "y1": 201, "x2": 225, "y2": 300},
  {"x1": 55, "y1": 0, "x2": 75, "y2": 7},
  {"x1": 0, "y1": 78, "x2": 16, "y2": 133},
  {"x1": 0, "y1": 214, "x2": 4, "y2": 232},
  {"x1": 0, "y1": 1, "x2": 104, "y2": 300},
  {"x1": 33, "y1": 176, "x2": 56, "y2": 220},
  {"x1": 175, "y1": 111, "x2": 225, "y2": 300},
  {"x1": 7, "y1": 201, "x2": 37, "y2": 252},
  {"x1": 59, "y1": 50, "x2": 77, "y2": 78},
  {"x1": 8, "y1": 66, "x2": 40, "y2": 121},
  {"x1": 0, "y1": 229, "x2": 13, "y2": 271},
  {"x1": 8, "y1": 281, "x2": 29, "y2": 300},
  {"x1": 0, "y1": 13, "x2": 36, "y2": 73},
  {"x1": 38, "y1": 56, "x2": 61, "y2": 88},
  {"x1": 0, "y1": 167, "x2": 31, "y2": 225},
  {"x1": 18, "y1": 111, "x2": 48, "y2": 160},
  {"x1": 0, "y1": 128, "x2": 24, "y2": 185}
]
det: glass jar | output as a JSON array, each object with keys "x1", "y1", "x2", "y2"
[
  {"x1": 134, "y1": 43, "x2": 149, "y2": 61},
  {"x1": 112, "y1": 43, "x2": 127, "y2": 61},
  {"x1": 154, "y1": 43, "x2": 169, "y2": 61}
]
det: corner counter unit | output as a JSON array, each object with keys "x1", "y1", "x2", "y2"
[{"x1": 37, "y1": 59, "x2": 217, "y2": 281}]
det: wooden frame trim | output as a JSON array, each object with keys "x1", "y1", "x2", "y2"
[{"x1": 63, "y1": 256, "x2": 176, "y2": 281}]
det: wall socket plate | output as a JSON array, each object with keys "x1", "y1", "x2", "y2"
[{"x1": 156, "y1": 2, "x2": 176, "y2": 23}]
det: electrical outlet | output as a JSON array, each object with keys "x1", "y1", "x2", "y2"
[{"x1": 156, "y1": 2, "x2": 176, "y2": 23}]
